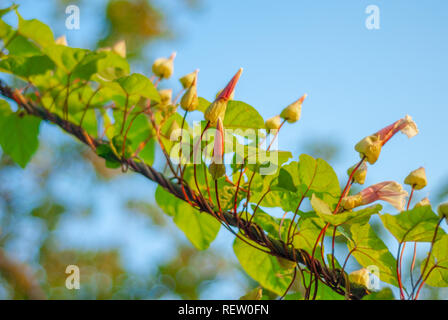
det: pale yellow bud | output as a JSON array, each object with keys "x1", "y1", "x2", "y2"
[
  {"x1": 349, "y1": 268, "x2": 370, "y2": 288},
  {"x1": 209, "y1": 162, "x2": 226, "y2": 180},
  {"x1": 55, "y1": 35, "x2": 68, "y2": 46},
  {"x1": 354, "y1": 134, "x2": 382, "y2": 164},
  {"x1": 204, "y1": 99, "x2": 228, "y2": 126},
  {"x1": 280, "y1": 94, "x2": 307, "y2": 123},
  {"x1": 347, "y1": 162, "x2": 368, "y2": 185},
  {"x1": 112, "y1": 40, "x2": 126, "y2": 58},
  {"x1": 265, "y1": 115, "x2": 282, "y2": 131},
  {"x1": 180, "y1": 75, "x2": 198, "y2": 111},
  {"x1": 404, "y1": 167, "x2": 427, "y2": 190},
  {"x1": 341, "y1": 194, "x2": 363, "y2": 210},
  {"x1": 158, "y1": 89, "x2": 172, "y2": 106},
  {"x1": 179, "y1": 69, "x2": 199, "y2": 89},
  {"x1": 437, "y1": 202, "x2": 448, "y2": 219},
  {"x1": 152, "y1": 52, "x2": 176, "y2": 79},
  {"x1": 414, "y1": 197, "x2": 431, "y2": 208}
]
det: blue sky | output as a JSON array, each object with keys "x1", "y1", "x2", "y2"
[{"x1": 5, "y1": 0, "x2": 448, "y2": 298}]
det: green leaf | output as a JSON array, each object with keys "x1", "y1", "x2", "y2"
[
  {"x1": 0, "y1": 4, "x2": 18, "y2": 18},
  {"x1": 197, "y1": 97, "x2": 210, "y2": 113},
  {"x1": 95, "y1": 144, "x2": 121, "y2": 169},
  {"x1": 116, "y1": 73, "x2": 160, "y2": 102},
  {"x1": 250, "y1": 205, "x2": 292, "y2": 242},
  {"x1": 348, "y1": 223, "x2": 398, "y2": 286},
  {"x1": 155, "y1": 186, "x2": 220, "y2": 250},
  {"x1": 95, "y1": 51, "x2": 130, "y2": 80},
  {"x1": 17, "y1": 12, "x2": 54, "y2": 47},
  {"x1": 298, "y1": 154, "x2": 341, "y2": 207},
  {"x1": 362, "y1": 287, "x2": 395, "y2": 300},
  {"x1": 0, "y1": 55, "x2": 54, "y2": 78},
  {"x1": 72, "y1": 51, "x2": 107, "y2": 80},
  {"x1": 380, "y1": 206, "x2": 445, "y2": 243},
  {"x1": 6, "y1": 34, "x2": 42, "y2": 57},
  {"x1": 421, "y1": 234, "x2": 448, "y2": 287},
  {"x1": 272, "y1": 168, "x2": 297, "y2": 192},
  {"x1": 311, "y1": 194, "x2": 381, "y2": 226},
  {"x1": 233, "y1": 236, "x2": 292, "y2": 295},
  {"x1": 224, "y1": 101, "x2": 264, "y2": 129},
  {"x1": 43, "y1": 45, "x2": 87, "y2": 74},
  {"x1": 292, "y1": 215, "x2": 327, "y2": 253},
  {"x1": 0, "y1": 111, "x2": 41, "y2": 168}
]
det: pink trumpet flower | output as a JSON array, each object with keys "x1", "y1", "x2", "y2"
[
  {"x1": 376, "y1": 115, "x2": 419, "y2": 146},
  {"x1": 342, "y1": 181, "x2": 408, "y2": 211},
  {"x1": 355, "y1": 115, "x2": 418, "y2": 164}
]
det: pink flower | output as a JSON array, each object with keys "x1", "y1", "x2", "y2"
[
  {"x1": 355, "y1": 115, "x2": 418, "y2": 164},
  {"x1": 376, "y1": 115, "x2": 418, "y2": 146},
  {"x1": 342, "y1": 181, "x2": 408, "y2": 211}
]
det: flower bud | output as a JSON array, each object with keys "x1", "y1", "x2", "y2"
[
  {"x1": 204, "y1": 99, "x2": 228, "y2": 126},
  {"x1": 437, "y1": 202, "x2": 448, "y2": 220},
  {"x1": 205, "y1": 68, "x2": 243, "y2": 125},
  {"x1": 152, "y1": 52, "x2": 176, "y2": 79},
  {"x1": 354, "y1": 134, "x2": 382, "y2": 164},
  {"x1": 179, "y1": 69, "x2": 199, "y2": 89},
  {"x1": 414, "y1": 197, "x2": 431, "y2": 209},
  {"x1": 347, "y1": 162, "x2": 368, "y2": 185},
  {"x1": 341, "y1": 194, "x2": 363, "y2": 210},
  {"x1": 349, "y1": 268, "x2": 370, "y2": 288},
  {"x1": 265, "y1": 115, "x2": 282, "y2": 131},
  {"x1": 209, "y1": 162, "x2": 226, "y2": 180},
  {"x1": 280, "y1": 94, "x2": 307, "y2": 123},
  {"x1": 112, "y1": 40, "x2": 126, "y2": 58},
  {"x1": 180, "y1": 73, "x2": 198, "y2": 111},
  {"x1": 404, "y1": 167, "x2": 427, "y2": 190},
  {"x1": 55, "y1": 35, "x2": 68, "y2": 46},
  {"x1": 158, "y1": 89, "x2": 172, "y2": 106}
]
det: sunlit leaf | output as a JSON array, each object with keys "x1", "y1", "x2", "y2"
[
  {"x1": 348, "y1": 223, "x2": 398, "y2": 287},
  {"x1": 233, "y1": 236, "x2": 292, "y2": 295},
  {"x1": 155, "y1": 186, "x2": 220, "y2": 250},
  {"x1": 0, "y1": 108, "x2": 41, "y2": 168},
  {"x1": 380, "y1": 206, "x2": 445, "y2": 242}
]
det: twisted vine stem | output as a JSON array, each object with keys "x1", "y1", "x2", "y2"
[{"x1": 0, "y1": 79, "x2": 369, "y2": 300}]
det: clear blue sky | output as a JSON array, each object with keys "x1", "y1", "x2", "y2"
[{"x1": 6, "y1": 0, "x2": 448, "y2": 298}]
